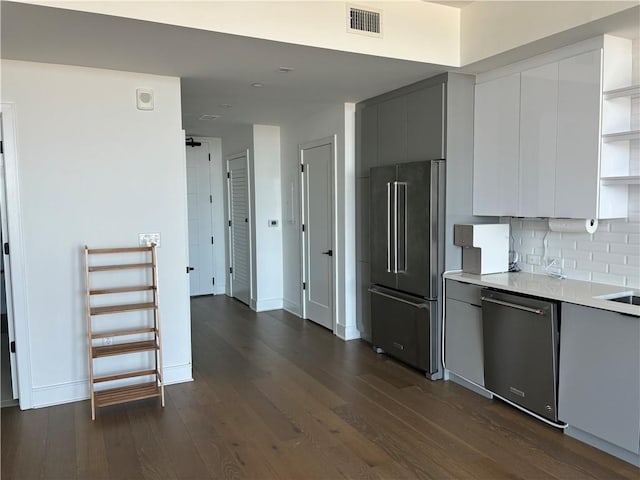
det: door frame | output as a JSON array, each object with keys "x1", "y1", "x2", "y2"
[
  {"x1": 185, "y1": 137, "x2": 215, "y2": 296},
  {"x1": 225, "y1": 150, "x2": 253, "y2": 304},
  {"x1": 300, "y1": 135, "x2": 337, "y2": 333},
  {"x1": 1, "y1": 103, "x2": 33, "y2": 409}
]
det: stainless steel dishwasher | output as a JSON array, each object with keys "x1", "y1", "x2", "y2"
[{"x1": 481, "y1": 289, "x2": 560, "y2": 422}]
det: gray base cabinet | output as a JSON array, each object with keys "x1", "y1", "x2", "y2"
[
  {"x1": 558, "y1": 303, "x2": 640, "y2": 454},
  {"x1": 444, "y1": 280, "x2": 485, "y2": 386}
]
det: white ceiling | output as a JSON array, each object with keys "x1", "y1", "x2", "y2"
[
  {"x1": 1, "y1": 2, "x2": 450, "y2": 137},
  {"x1": 429, "y1": 1, "x2": 475, "y2": 9}
]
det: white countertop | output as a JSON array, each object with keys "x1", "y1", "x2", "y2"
[{"x1": 443, "y1": 271, "x2": 640, "y2": 317}]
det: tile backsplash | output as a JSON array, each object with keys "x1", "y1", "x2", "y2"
[{"x1": 506, "y1": 187, "x2": 640, "y2": 288}]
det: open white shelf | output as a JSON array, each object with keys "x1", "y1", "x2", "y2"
[
  {"x1": 600, "y1": 175, "x2": 640, "y2": 186},
  {"x1": 602, "y1": 130, "x2": 640, "y2": 143},
  {"x1": 603, "y1": 85, "x2": 640, "y2": 100}
]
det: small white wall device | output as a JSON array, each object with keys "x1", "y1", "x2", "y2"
[
  {"x1": 454, "y1": 224, "x2": 509, "y2": 275},
  {"x1": 136, "y1": 88, "x2": 154, "y2": 111}
]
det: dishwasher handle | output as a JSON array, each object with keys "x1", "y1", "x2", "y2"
[{"x1": 481, "y1": 296, "x2": 546, "y2": 315}]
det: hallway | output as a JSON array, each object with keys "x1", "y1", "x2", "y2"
[{"x1": 1, "y1": 295, "x2": 637, "y2": 479}]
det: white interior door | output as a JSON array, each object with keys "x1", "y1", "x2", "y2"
[
  {"x1": 0, "y1": 114, "x2": 18, "y2": 400},
  {"x1": 302, "y1": 139, "x2": 334, "y2": 330},
  {"x1": 227, "y1": 154, "x2": 251, "y2": 305},
  {"x1": 186, "y1": 140, "x2": 214, "y2": 296}
]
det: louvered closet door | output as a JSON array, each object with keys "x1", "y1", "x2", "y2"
[{"x1": 228, "y1": 155, "x2": 251, "y2": 305}]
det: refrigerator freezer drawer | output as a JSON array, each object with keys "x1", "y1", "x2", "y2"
[{"x1": 370, "y1": 286, "x2": 436, "y2": 373}]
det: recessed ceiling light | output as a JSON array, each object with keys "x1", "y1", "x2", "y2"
[
  {"x1": 199, "y1": 114, "x2": 221, "y2": 121},
  {"x1": 219, "y1": 103, "x2": 232, "y2": 109},
  {"x1": 251, "y1": 82, "x2": 264, "y2": 88},
  {"x1": 278, "y1": 66, "x2": 294, "y2": 73}
]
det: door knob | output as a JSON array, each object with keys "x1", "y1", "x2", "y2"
[
  {"x1": 322, "y1": 250, "x2": 333, "y2": 257},
  {"x1": 186, "y1": 266, "x2": 195, "y2": 273}
]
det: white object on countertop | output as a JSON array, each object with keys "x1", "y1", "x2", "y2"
[
  {"x1": 548, "y1": 218, "x2": 598, "y2": 234},
  {"x1": 453, "y1": 224, "x2": 509, "y2": 275}
]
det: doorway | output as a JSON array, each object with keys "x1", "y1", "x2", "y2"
[
  {"x1": 0, "y1": 110, "x2": 18, "y2": 407},
  {"x1": 300, "y1": 137, "x2": 335, "y2": 331},
  {"x1": 185, "y1": 138, "x2": 215, "y2": 296},
  {"x1": 226, "y1": 151, "x2": 252, "y2": 305}
]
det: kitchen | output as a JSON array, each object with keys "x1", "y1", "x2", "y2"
[
  {"x1": 0, "y1": 1, "x2": 639, "y2": 476},
  {"x1": 356, "y1": 34, "x2": 640, "y2": 467}
]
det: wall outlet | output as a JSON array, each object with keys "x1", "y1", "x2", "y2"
[
  {"x1": 268, "y1": 219, "x2": 279, "y2": 228},
  {"x1": 138, "y1": 233, "x2": 160, "y2": 247},
  {"x1": 102, "y1": 337, "x2": 113, "y2": 346},
  {"x1": 526, "y1": 254, "x2": 541, "y2": 266}
]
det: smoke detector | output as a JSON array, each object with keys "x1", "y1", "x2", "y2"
[{"x1": 347, "y1": 4, "x2": 382, "y2": 37}]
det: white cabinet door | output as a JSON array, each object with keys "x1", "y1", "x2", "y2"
[
  {"x1": 559, "y1": 303, "x2": 640, "y2": 454},
  {"x1": 555, "y1": 50, "x2": 602, "y2": 218},
  {"x1": 473, "y1": 73, "x2": 520, "y2": 216},
  {"x1": 519, "y1": 63, "x2": 559, "y2": 217}
]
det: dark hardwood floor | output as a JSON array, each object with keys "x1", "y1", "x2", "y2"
[{"x1": 2, "y1": 295, "x2": 638, "y2": 479}]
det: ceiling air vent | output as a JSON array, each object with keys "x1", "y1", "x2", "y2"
[{"x1": 347, "y1": 5, "x2": 382, "y2": 37}]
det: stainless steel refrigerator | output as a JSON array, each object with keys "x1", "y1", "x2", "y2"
[{"x1": 369, "y1": 160, "x2": 445, "y2": 378}]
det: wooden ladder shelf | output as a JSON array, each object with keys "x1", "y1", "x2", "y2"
[{"x1": 84, "y1": 245, "x2": 165, "y2": 420}]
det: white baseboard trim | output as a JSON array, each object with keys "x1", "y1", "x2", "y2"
[
  {"x1": 283, "y1": 299, "x2": 302, "y2": 317},
  {"x1": 162, "y1": 363, "x2": 193, "y2": 385},
  {"x1": 30, "y1": 363, "x2": 193, "y2": 408},
  {"x1": 336, "y1": 323, "x2": 361, "y2": 341},
  {"x1": 255, "y1": 297, "x2": 283, "y2": 312},
  {"x1": 213, "y1": 285, "x2": 226, "y2": 295},
  {"x1": 32, "y1": 379, "x2": 89, "y2": 408}
]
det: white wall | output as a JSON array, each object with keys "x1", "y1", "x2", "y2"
[
  {"x1": 251, "y1": 125, "x2": 283, "y2": 311},
  {"x1": 461, "y1": 1, "x2": 637, "y2": 65},
  {"x1": 280, "y1": 103, "x2": 358, "y2": 340},
  {"x1": 2, "y1": 60, "x2": 192, "y2": 408},
  {"x1": 26, "y1": 0, "x2": 461, "y2": 66}
]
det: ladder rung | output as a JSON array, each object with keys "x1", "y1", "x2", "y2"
[
  {"x1": 92, "y1": 328, "x2": 156, "y2": 339},
  {"x1": 94, "y1": 382, "x2": 161, "y2": 408},
  {"x1": 87, "y1": 247, "x2": 152, "y2": 254},
  {"x1": 90, "y1": 302, "x2": 156, "y2": 315},
  {"x1": 90, "y1": 286, "x2": 155, "y2": 295},
  {"x1": 93, "y1": 369, "x2": 158, "y2": 384},
  {"x1": 93, "y1": 340, "x2": 158, "y2": 358},
  {"x1": 88, "y1": 263, "x2": 153, "y2": 272}
]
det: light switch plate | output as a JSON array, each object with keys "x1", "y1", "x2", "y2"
[{"x1": 138, "y1": 233, "x2": 161, "y2": 247}]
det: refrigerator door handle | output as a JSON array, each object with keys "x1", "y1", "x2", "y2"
[
  {"x1": 396, "y1": 182, "x2": 407, "y2": 273},
  {"x1": 393, "y1": 181, "x2": 398, "y2": 274},
  {"x1": 386, "y1": 182, "x2": 392, "y2": 273},
  {"x1": 368, "y1": 287, "x2": 429, "y2": 309}
]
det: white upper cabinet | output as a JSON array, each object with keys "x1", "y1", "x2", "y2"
[
  {"x1": 519, "y1": 63, "x2": 559, "y2": 218},
  {"x1": 555, "y1": 50, "x2": 602, "y2": 219},
  {"x1": 473, "y1": 35, "x2": 633, "y2": 219},
  {"x1": 473, "y1": 73, "x2": 520, "y2": 216}
]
